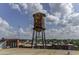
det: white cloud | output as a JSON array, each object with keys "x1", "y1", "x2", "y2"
[
  {"x1": 67, "y1": 13, "x2": 79, "y2": 26},
  {"x1": 0, "y1": 17, "x2": 14, "y2": 38},
  {"x1": 49, "y1": 3, "x2": 73, "y2": 18},
  {"x1": 9, "y1": 3, "x2": 47, "y2": 15},
  {"x1": 0, "y1": 17, "x2": 9, "y2": 28},
  {"x1": 46, "y1": 14, "x2": 59, "y2": 24},
  {"x1": 45, "y1": 3, "x2": 79, "y2": 39},
  {"x1": 9, "y1": 3, "x2": 21, "y2": 12},
  {"x1": 46, "y1": 3, "x2": 74, "y2": 26},
  {"x1": 0, "y1": 16, "x2": 33, "y2": 39},
  {"x1": 8, "y1": 3, "x2": 79, "y2": 39}
]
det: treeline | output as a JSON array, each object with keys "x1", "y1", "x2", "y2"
[{"x1": 37, "y1": 39, "x2": 79, "y2": 46}]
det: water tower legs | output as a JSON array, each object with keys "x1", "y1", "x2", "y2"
[{"x1": 31, "y1": 29, "x2": 46, "y2": 48}]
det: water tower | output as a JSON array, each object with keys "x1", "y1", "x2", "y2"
[{"x1": 31, "y1": 12, "x2": 46, "y2": 48}]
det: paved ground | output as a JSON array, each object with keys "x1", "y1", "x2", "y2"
[{"x1": 0, "y1": 48, "x2": 79, "y2": 55}]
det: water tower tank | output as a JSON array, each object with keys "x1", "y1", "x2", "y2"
[{"x1": 33, "y1": 12, "x2": 46, "y2": 32}]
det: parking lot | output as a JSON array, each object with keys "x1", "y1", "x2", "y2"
[{"x1": 0, "y1": 48, "x2": 79, "y2": 55}]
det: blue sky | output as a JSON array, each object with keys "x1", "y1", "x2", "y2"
[
  {"x1": 0, "y1": 3, "x2": 79, "y2": 39},
  {"x1": 0, "y1": 4, "x2": 31, "y2": 29}
]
